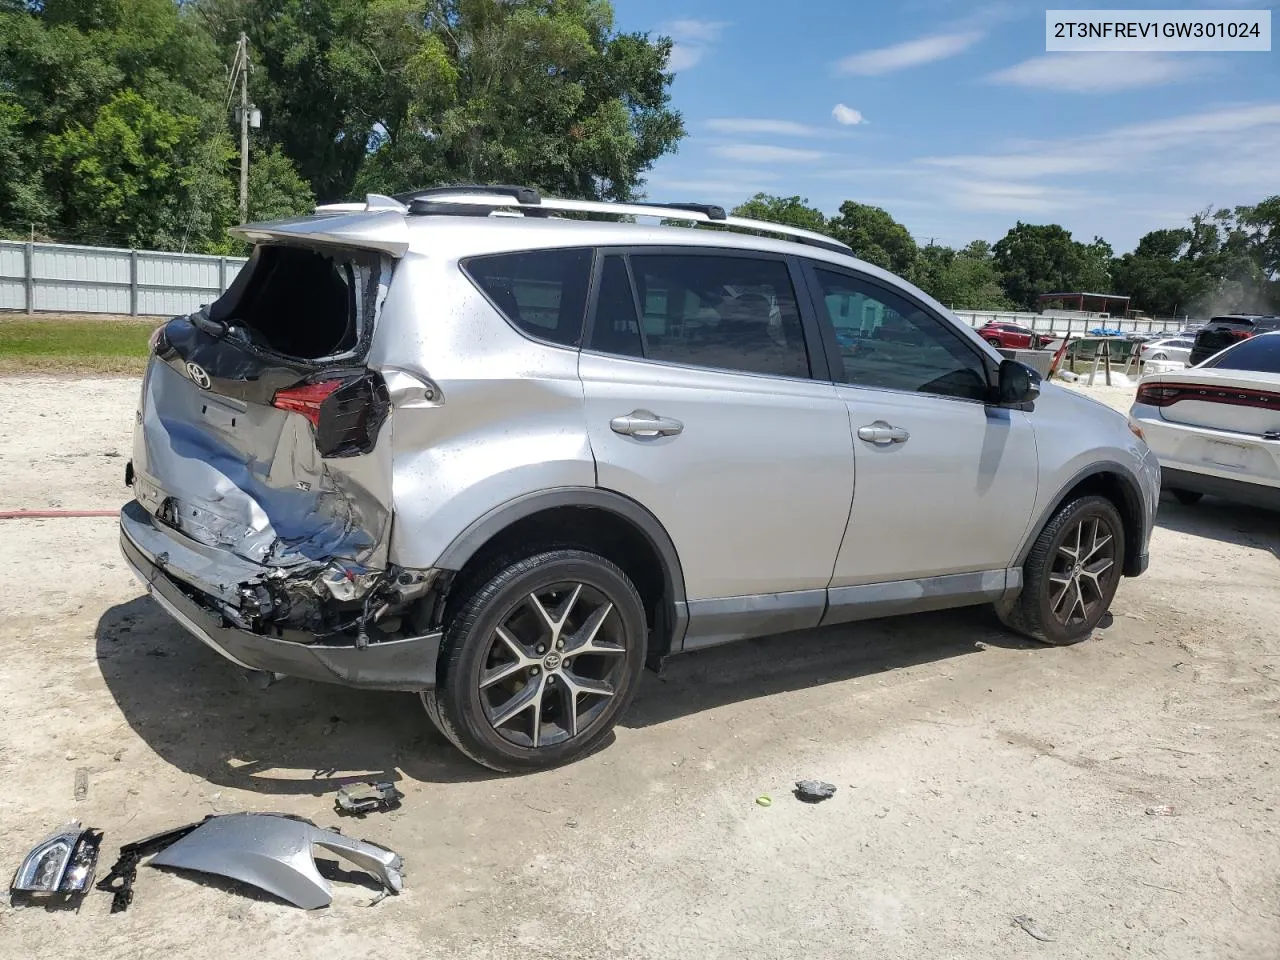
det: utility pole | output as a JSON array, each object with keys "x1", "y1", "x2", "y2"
[{"x1": 238, "y1": 31, "x2": 249, "y2": 224}]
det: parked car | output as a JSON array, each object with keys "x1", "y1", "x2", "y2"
[
  {"x1": 977, "y1": 321, "x2": 1043, "y2": 350},
  {"x1": 1131, "y1": 332, "x2": 1280, "y2": 509},
  {"x1": 1136, "y1": 337, "x2": 1194, "y2": 364},
  {"x1": 118, "y1": 186, "x2": 1159, "y2": 771},
  {"x1": 1187, "y1": 315, "x2": 1280, "y2": 366}
]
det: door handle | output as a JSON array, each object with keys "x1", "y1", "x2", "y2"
[
  {"x1": 857, "y1": 421, "x2": 910, "y2": 445},
  {"x1": 610, "y1": 410, "x2": 684, "y2": 438}
]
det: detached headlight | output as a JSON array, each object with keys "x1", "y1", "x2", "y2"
[{"x1": 11, "y1": 822, "x2": 102, "y2": 901}]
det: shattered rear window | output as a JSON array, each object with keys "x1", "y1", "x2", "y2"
[{"x1": 209, "y1": 245, "x2": 384, "y2": 361}]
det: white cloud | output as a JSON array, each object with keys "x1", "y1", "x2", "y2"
[
  {"x1": 667, "y1": 45, "x2": 704, "y2": 71},
  {"x1": 709, "y1": 143, "x2": 825, "y2": 163},
  {"x1": 835, "y1": 31, "x2": 983, "y2": 75},
  {"x1": 988, "y1": 53, "x2": 1213, "y2": 93},
  {"x1": 944, "y1": 180, "x2": 1091, "y2": 214},
  {"x1": 831, "y1": 104, "x2": 866, "y2": 125},
  {"x1": 665, "y1": 19, "x2": 727, "y2": 44},
  {"x1": 706, "y1": 118, "x2": 821, "y2": 136},
  {"x1": 662, "y1": 19, "x2": 727, "y2": 72},
  {"x1": 920, "y1": 103, "x2": 1280, "y2": 183}
]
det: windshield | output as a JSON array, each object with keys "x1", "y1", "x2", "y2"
[{"x1": 1203, "y1": 335, "x2": 1280, "y2": 373}]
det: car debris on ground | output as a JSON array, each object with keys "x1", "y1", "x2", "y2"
[
  {"x1": 794, "y1": 780, "x2": 837, "y2": 803},
  {"x1": 148, "y1": 813, "x2": 403, "y2": 910},
  {"x1": 334, "y1": 780, "x2": 403, "y2": 817},
  {"x1": 68, "y1": 812, "x2": 404, "y2": 913},
  {"x1": 10, "y1": 822, "x2": 103, "y2": 907}
]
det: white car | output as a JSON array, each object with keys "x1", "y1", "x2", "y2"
[
  {"x1": 1130, "y1": 332, "x2": 1280, "y2": 509},
  {"x1": 1137, "y1": 337, "x2": 1194, "y2": 364}
]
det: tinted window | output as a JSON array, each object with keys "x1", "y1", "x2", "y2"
[
  {"x1": 1203, "y1": 334, "x2": 1280, "y2": 373},
  {"x1": 812, "y1": 268, "x2": 990, "y2": 401},
  {"x1": 466, "y1": 248, "x2": 592, "y2": 346},
  {"x1": 594, "y1": 254, "x2": 810, "y2": 379},
  {"x1": 590, "y1": 256, "x2": 644, "y2": 357}
]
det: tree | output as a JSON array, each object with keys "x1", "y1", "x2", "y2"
[
  {"x1": 826, "y1": 201, "x2": 917, "y2": 274},
  {"x1": 730, "y1": 193, "x2": 827, "y2": 234},
  {"x1": 909, "y1": 240, "x2": 1013, "y2": 310},
  {"x1": 0, "y1": 0, "x2": 315, "y2": 250},
  {"x1": 48, "y1": 90, "x2": 224, "y2": 249},
  {"x1": 991, "y1": 222, "x2": 1116, "y2": 309},
  {"x1": 202, "y1": 0, "x2": 685, "y2": 203}
]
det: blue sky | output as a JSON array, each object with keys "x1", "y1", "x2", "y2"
[{"x1": 613, "y1": 0, "x2": 1279, "y2": 252}]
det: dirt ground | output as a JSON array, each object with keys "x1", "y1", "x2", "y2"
[{"x1": 1, "y1": 375, "x2": 1277, "y2": 960}]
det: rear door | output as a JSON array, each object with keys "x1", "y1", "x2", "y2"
[
  {"x1": 803, "y1": 263, "x2": 1038, "y2": 587},
  {"x1": 132, "y1": 240, "x2": 398, "y2": 570},
  {"x1": 579, "y1": 248, "x2": 854, "y2": 617}
]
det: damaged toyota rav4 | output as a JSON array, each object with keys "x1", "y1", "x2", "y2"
[{"x1": 120, "y1": 186, "x2": 1159, "y2": 772}]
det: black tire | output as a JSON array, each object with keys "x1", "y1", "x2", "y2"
[
  {"x1": 1170, "y1": 489, "x2": 1203, "y2": 506},
  {"x1": 421, "y1": 549, "x2": 647, "y2": 772},
  {"x1": 986, "y1": 337, "x2": 1003, "y2": 347},
  {"x1": 998, "y1": 496, "x2": 1126, "y2": 646}
]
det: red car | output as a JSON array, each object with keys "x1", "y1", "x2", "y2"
[{"x1": 977, "y1": 322, "x2": 1043, "y2": 350}]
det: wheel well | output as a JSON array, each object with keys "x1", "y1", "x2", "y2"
[
  {"x1": 439, "y1": 505, "x2": 676, "y2": 657},
  {"x1": 1051, "y1": 471, "x2": 1144, "y2": 575}
]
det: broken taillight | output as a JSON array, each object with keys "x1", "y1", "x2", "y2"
[
  {"x1": 272, "y1": 374, "x2": 390, "y2": 458},
  {"x1": 271, "y1": 380, "x2": 344, "y2": 427}
]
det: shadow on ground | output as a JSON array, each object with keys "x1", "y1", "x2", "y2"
[
  {"x1": 97, "y1": 596, "x2": 1016, "y2": 792},
  {"x1": 1155, "y1": 491, "x2": 1280, "y2": 557}
]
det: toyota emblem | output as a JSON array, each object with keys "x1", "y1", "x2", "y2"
[{"x1": 185, "y1": 362, "x2": 212, "y2": 389}]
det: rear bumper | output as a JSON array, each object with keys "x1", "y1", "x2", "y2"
[
  {"x1": 119, "y1": 502, "x2": 440, "y2": 692},
  {"x1": 1132, "y1": 405, "x2": 1280, "y2": 504}
]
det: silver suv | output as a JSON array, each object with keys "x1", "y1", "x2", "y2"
[{"x1": 119, "y1": 186, "x2": 1159, "y2": 771}]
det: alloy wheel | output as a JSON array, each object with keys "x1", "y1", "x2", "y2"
[
  {"x1": 1047, "y1": 516, "x2": 1117, "y2": 627},
  {"x1": 477, "y1": 582, "x2": 628, "y2": 749}
]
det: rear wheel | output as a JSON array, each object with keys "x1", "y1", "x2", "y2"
[
  {"x1": 998, "y1": 496, "x2": 1125, "y2": 646},
  {"x1": 986, "y1": 337, "x2": 1003, "y2": 348},
  {"x1": 1149, "y1": 352, "x2": 1168, "y2": 361},
  {"x1": 1170, "y1": 489, "x2": 1203, "y2": 506},
  {"x1": 421, "y1": 549, "x2": 647, "y2": 772}
]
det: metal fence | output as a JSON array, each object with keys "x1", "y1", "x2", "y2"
[
  {"x1": 0, "y1": 240, "x2": 248, "y2": 316},
  {"x1": 952, "y1": 309, "x2": 1192, "y2": 337}
]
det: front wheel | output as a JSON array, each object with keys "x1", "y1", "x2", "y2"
[
  {"x1": 998, "y1": 496, "x2": 1125, "y2": 646},
  {"x1": 421, "y1": 549, "x2": 647, "y2": 772},
  {"x1": 986, "y1": 337, "x2": 1003, "y2": 347}
]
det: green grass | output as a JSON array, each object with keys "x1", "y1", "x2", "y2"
[{"x1": 0, "y1": 315, "x2": 160, "y2": 374}]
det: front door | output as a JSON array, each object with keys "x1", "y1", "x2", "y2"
[
  {"x1": 579, "y1": 250, "x2": 854, "y2": 623},
  {"x1": 805, "y1": 264, "x2": 1038, "y2": 588}
]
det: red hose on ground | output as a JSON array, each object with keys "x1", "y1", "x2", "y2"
[{"x1": 0, "y1": 509, "x2": 120, "y2": 520}]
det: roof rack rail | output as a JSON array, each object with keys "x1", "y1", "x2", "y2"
[
  {"x1": 397, "y1": 189, "x2": 852, "y2": 255},
  {"x1": 658, "y1": 202, "x2": 727, "y2": 221},
  {"x1": 392, "y1": 184, "x2": 542, "y2": 206}
]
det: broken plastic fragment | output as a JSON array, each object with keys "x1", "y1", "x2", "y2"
[
  {"x1": 335, "y1": 781, "x2": 404, "y2": 816},
  {"x1": 148, "y1": 813, "x2": 403, "y2": 909},
  {"x1": 11, "y1": 822, "x2": 103, "y2": 905},
  {"x1": 794, "y1": 780, "x2": 837, "y2": 803}
]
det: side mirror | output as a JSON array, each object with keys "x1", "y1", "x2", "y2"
[{"x1": 996, "y1": 358, "x2": 1040, "y2": 408}]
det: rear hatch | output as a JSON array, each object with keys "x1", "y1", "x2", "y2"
[
  {"x1": 131, "y1": 224, "x2": 401, "y2": 575},
  {"x1": 1190, "y1": 317, "x2": 1256, "y2": 364}
]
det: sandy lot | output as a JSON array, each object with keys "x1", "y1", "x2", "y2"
[{"x1": 1, "y1": 376, "x2": 1277, "y2": 960}]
